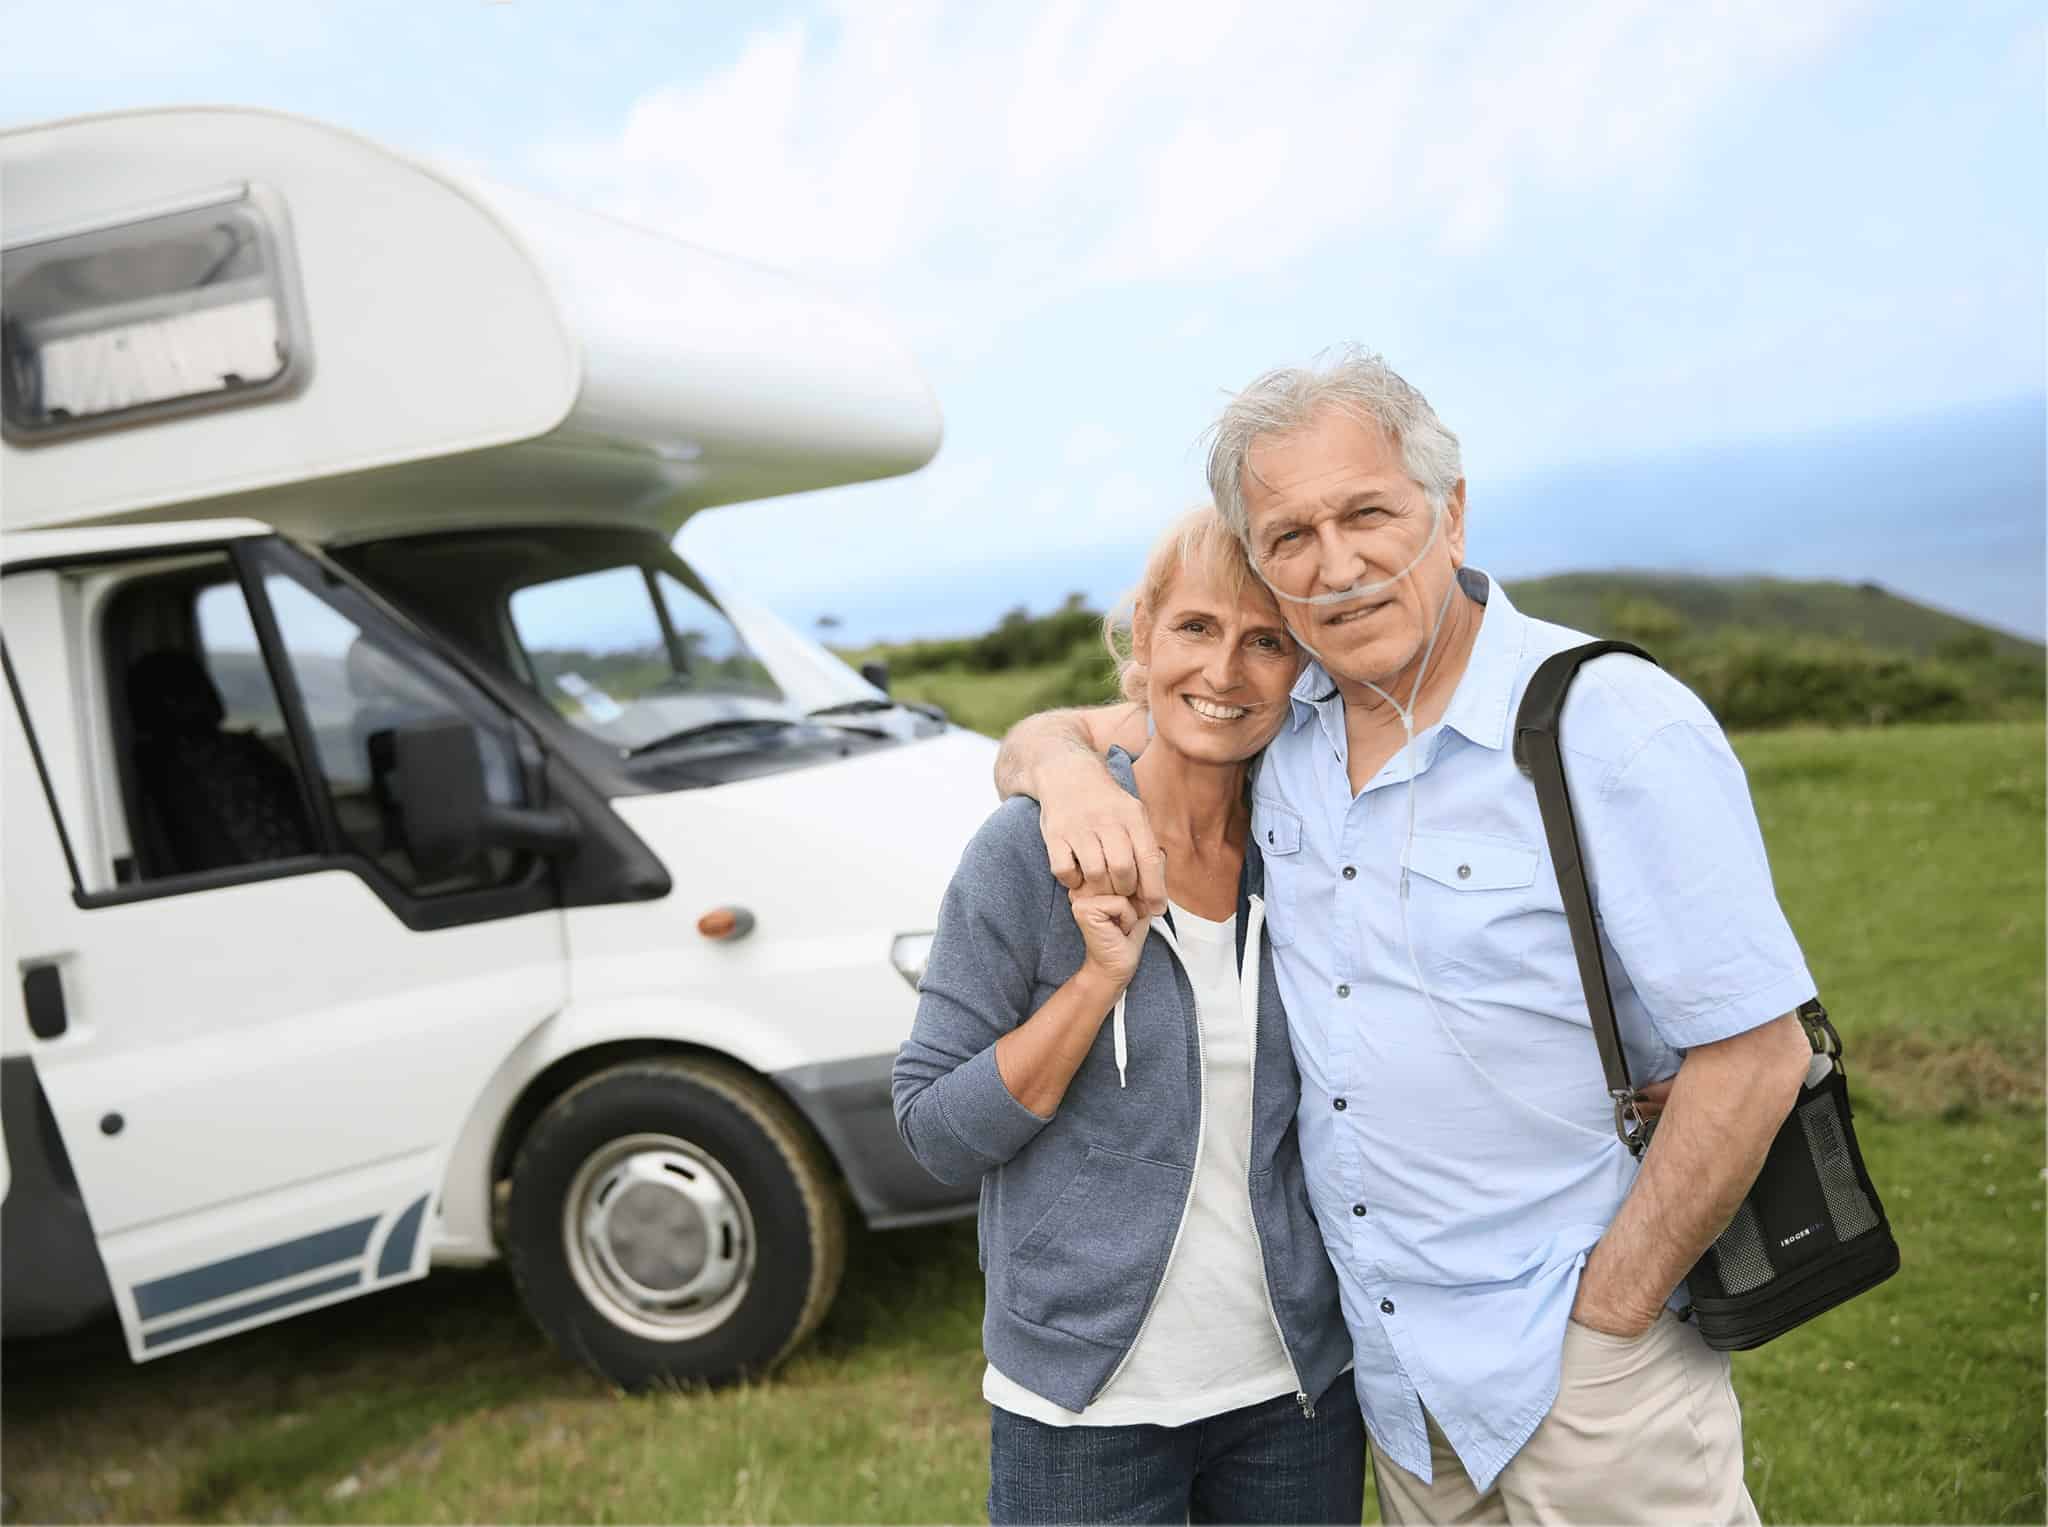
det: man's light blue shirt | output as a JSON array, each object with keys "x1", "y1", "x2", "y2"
[{"x1": 1253, "y1": 570, "x2": 1815, "y2": 1490}]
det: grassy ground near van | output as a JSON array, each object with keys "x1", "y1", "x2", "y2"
[{"x1": 3, "y1": 719, "x2": 2042, "y2": 1525}]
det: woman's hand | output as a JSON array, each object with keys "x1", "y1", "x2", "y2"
[{"x1": 1071, "y1": 891, "x2": 1150, "y2": 988}]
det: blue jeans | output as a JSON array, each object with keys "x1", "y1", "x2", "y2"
[{"x1": 988, "y1": 1375, "x2": 1366, "y2": 1525}]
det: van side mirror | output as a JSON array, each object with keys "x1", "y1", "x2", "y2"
[
  {"x1": 859, "y1": 660, "x2": 891, "y2": 694},
  {"x1": 390, "y1": 720, "x2": 579, "y2": 879}
]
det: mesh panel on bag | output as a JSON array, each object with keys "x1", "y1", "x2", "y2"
[
  {"x1": 1799, "y1": 1091, "x2": 1880, "y2": 1241},
  {"x1": 1707, "y1": 1198, "x2": 1776, "y2": 1296}
]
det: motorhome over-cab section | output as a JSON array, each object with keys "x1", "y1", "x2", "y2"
[{"x1": 2, "y1": 105, "x2": 941, "y2": 543}]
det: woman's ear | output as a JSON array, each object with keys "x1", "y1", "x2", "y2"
[{"x1": 1131, "y1": 601, "x2": 1153, "y2": 664}]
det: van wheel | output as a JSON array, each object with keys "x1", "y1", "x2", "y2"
[{"x1": 504, "y1": 1057, "x2": 846, "y2": 1391}]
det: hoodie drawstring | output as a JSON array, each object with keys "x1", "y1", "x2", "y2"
[{"x1": 1112, "y1": 989, "x2": 1129, "y2": 1088}]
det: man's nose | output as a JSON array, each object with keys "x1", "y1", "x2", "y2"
[{"x1": 1313, "y1": 521, "x2": 1365, "y2": 592}]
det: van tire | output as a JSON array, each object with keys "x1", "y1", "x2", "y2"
[{"x1": 504, "y1": 1056, "x2": 846, "y2": 1391}]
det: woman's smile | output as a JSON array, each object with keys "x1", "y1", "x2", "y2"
[{"x1": 1183, "y1": 694, "x2": 1252, "y2": 722}]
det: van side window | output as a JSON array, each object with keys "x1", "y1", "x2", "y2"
[
  {"x1": 261, "y1": 575, "x2": 528, "y2": 894},
  {"x1": 115, "y1": 562, "x2": 316, "y2": 881},
  {"x1": 194, "y1": 582, "x2": 291, "y2": 739}
]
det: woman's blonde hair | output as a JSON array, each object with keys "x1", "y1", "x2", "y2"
[{"x1": 1102, "y1": 505, "x2": 1265, "y2": 705}]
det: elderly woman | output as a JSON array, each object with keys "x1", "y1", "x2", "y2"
[{"x1": 892, "y1": 507, "x2": 1361, "y2": 1526}]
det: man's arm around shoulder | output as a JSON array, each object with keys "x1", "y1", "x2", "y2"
[{"x1": 994, "y1": 702, "x2": 1164, "y2": 913}]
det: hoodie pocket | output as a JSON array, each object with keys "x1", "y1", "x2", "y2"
[
  {"x1": 1003, "y1": 1146, "x2": 1190, "y2": 1348},
  {"x1": 1253, "y1": 1146, "x2": 1344, "y2": 1338}
]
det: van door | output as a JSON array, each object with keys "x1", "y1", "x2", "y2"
[{"x1": 2, "y1": 534, "x2": 569, "y2": 1360}]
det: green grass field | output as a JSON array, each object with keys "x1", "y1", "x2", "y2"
[{"x1": 3, "y1": 720, "x2": 2041, "y2": 1524}]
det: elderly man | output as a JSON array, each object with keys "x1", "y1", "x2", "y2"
[{"x1": 994, "y1": 348, "x2": 1815, "y2": 1524}]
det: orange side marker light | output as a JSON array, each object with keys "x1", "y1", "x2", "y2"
[{"x1": 698, "y1": 906, "x2": 756, "y2": 941}]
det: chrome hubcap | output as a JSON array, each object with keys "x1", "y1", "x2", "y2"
[{"x1": 563, "y1": 1133, "x2": 755, "y2": 1342}]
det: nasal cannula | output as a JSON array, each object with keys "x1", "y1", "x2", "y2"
[{"x1": 1250, "y1": 498, "x2": 1622, "y2": 1145}]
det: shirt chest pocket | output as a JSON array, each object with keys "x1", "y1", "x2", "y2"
[
  {"x1": 1251, "y1": 797, "x2": 1305, "y2": 946},
  {"x1": 1403, "y1": 831, "x2": 1544, "y2": 978}
]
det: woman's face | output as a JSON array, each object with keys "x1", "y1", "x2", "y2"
[{"x1": 1138, "y1": 555, "x2": 1304, "y2": 766}]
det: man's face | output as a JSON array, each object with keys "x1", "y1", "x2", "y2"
[{"x1": 1239, "y1": 405, "x2": 1466, "y2": 689}]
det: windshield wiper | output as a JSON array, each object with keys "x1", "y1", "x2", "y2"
[
  {"x1": 625, "y1": 717, "x2": 807, "y2": 758},
  {"x1": 809, "y1": 697, "x2": 948, "y2": 723}
]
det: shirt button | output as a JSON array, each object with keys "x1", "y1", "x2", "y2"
[
  {"x1": 1342, "y1": 865, "x2": 1357, "y2": 880},
  {"x1": 1456, "y1": 863, "x2": 1472, "y2": 880},
  {"x1": 1336, "y1": 983, "x2": 1351, "y2": 998},
  {"x1": 1351, "y1": 1203, "x2": 1366, "y2": 1217},
  {"x1": 1380, "y1": 1298, "x2": 1396, "y2": 1315},
  {"x1": 1332, "y1": 1098, "x2": 1347, "y2": 1111}
]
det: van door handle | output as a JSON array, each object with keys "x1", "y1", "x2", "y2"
[{"x1": 23, "y1": 964, "x2": 67, "y2": 1039}]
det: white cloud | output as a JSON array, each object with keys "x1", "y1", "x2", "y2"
[
  {"x1": 532, "y1": 19, "x2": 925, "y2": 274},
  {"x1": 526, "y1": 0, "x2": 1866, "y2": 313},
  {"x1": 556, "y1": 1, "x2": 1889, "y2": 624}
]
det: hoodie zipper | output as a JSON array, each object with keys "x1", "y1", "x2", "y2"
[
  {"x1": 1087, "y1": 915, "x2": 1205, "y2": 1405},
  {"x1": 1243, "y1": 893, "x2": 1315, "y2": 1421},
  {"x1": 1087, "y1": 897, "x2": 1313, "y2": 1420}
]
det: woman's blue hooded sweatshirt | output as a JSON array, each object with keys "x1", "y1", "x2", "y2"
[{"x1": 892, "y1": 749, "x2": 1351, "y2": 1415}]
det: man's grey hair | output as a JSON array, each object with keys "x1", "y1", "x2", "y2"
[{"x1": 1204, "y1": 345, "x2": 1464, "y2": 545}]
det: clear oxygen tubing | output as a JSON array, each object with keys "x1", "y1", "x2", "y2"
[{"x1": 1299, "y1": 559, "x2": 1619, "y2": 1147}]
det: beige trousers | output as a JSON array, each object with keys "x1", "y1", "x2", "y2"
[{"x1": 1370, "y1": 1311, "x2": 1760, "y2": 1526}]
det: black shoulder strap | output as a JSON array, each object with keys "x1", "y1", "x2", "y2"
[{"x1": 1511, "y1": 639, "x2": 1658, "y2": 1154}]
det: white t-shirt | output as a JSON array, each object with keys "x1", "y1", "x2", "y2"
[{"x1": 983, "y1": 900, "x2": 1301, "y2": 1427}]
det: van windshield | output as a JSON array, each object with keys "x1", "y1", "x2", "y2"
[{"x1": 331, "y1": 527, "x2": 798, "y2": 753}]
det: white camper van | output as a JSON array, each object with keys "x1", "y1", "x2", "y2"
[{"x1": 0, "y1": 107, "x2": 994, "y2": 1389}]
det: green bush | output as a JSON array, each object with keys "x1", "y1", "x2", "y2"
[
  {"x1": 1603, "y1": 594, "x2": 1686, "y2": 646},
  {"x1": 976, "y1": 599, "x2": 1101, "y2": 672},
  {"x1": 1031, "y1": 644, "x2": 1122, "y2": 711},
  {"x1": 1667, "y1": 634, "x2": 1976, "y2": 729},
  {"x1": 875, "y1": 598, "x2": 1106, "y2": 680}
]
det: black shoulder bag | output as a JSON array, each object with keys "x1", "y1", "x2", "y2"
[{"x1": 1512, "y1": 640, "x2": 1900, "y2": 1350}]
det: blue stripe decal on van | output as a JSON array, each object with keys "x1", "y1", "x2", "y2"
[
  {"x1": 142, "y1": 1270, "x2": 360, "y2": 1349},
  {"x1": 377, "y1": 1196, "x2": 429, "y2": 1280},
  {"x1": 133, "y1": 1217, "x2": 377, "y2": 1320}
]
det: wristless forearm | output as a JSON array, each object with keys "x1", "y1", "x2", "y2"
[
  {"x1": 1577, "y1": 1021, "x2": 1807, "y2": 1332},
  {"x1": 993, "y1": 964, "x2": 1127, "y2": 1117},
  {"x1": 1579, "y1": 1119, "x2": 1758, "y2": 1330}
]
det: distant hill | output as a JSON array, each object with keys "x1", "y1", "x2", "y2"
[
  {"x1": 857, "y1": 569, "x2": 2044, "y2": 736},
  {"x1": 864, "y1": 570, "x2": 2044, "y2": 669},
  {"x1": 1507, "y1": 572, "x2": 2046, "y2": 660}
]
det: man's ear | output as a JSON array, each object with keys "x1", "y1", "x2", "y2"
[{"x1": 1445, "y1": 478, "x2": 1469, "y2": 566}]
